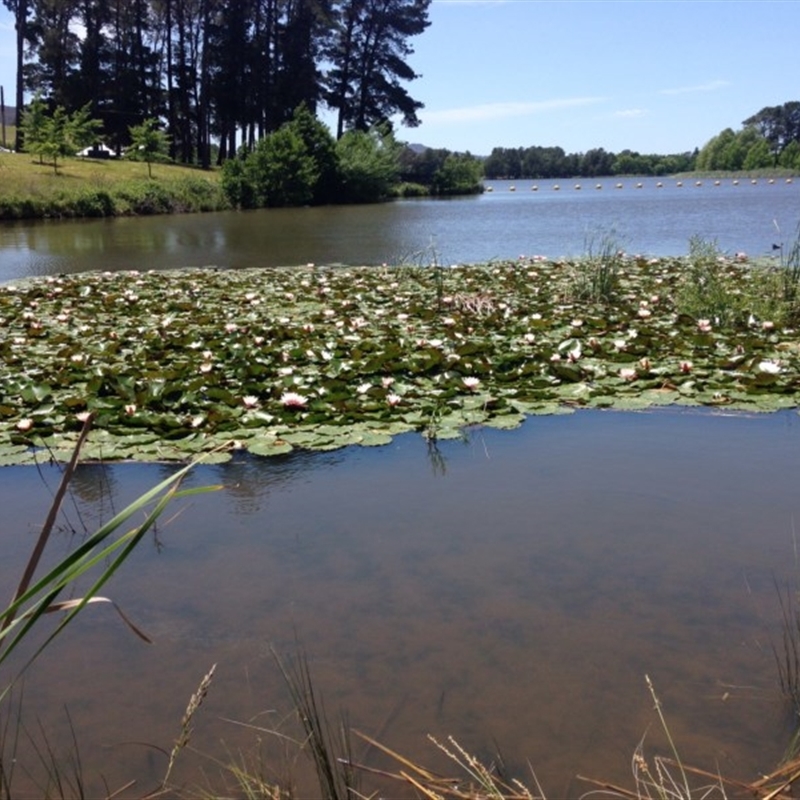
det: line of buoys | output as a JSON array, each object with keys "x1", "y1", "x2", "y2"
[{"x1": 486, "y1": 178, "x2": 795, "y2": 192}]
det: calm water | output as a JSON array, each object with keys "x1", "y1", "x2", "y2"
[
  {"x1": 1, "y1": 177, "x2": 799, "y2": 281},
  {"x1": 1, "y1": 409, "x2": 798, "y2": 797},
  {"x1": 2, "y1": 181, "x2": 800, "y2": 796}
]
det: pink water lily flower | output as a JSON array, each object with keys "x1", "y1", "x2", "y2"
[{"x1": 280, "y1": 391, "x2": 308, "y2": 408}]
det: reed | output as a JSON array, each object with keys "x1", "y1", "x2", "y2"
[
  {"x1": 567, "y1": 231, "x2": 623, "y2": 303},
  {"x1": 0, "y1": 423, "x2": 222, "y2": 797},
  {"x1": 272, "y1": 648, "x2": 359, "y2": 800}
]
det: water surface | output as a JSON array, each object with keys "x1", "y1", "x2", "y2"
[
  {"x1": 1, "y1": 408, "x2": 797, "y2": 797},
  {"x1": 1, "y1": 177, "x2": 798, "y2": 281}
]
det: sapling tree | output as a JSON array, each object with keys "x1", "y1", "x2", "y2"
[
  {"x1": 21, "y1": 98, "x2": 103, "y2": 173},
  {"x1": 127, "y1": 118, "x2": 171, "y2": 178}
]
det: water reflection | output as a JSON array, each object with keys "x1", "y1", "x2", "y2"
[
  {"x1": 2, "y1": 178, "x2": 798, "y2": 281},
  {"x1": 0, "y1": 409, "x2": 798, "y2": 797}
]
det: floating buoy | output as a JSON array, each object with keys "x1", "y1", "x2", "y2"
[
  {"x1": 768, "y1": 178, "x2": 775, "y2": 184},
  {"x1": 787, "y1": 178, "x2": 794, "y2": 184},
  {"x1": 656, "y1": 182, "x2": 663, "y2": 188},
  {"x1": 615, "y1": 183, "x2": 623, "y2": 189},
  {"x1": 751, "y1": 179, "x2": 758, "y2": 184},
  {"x1": 486, "y1": 186, "x2": 493, "y2": 192},
  {"x1": 635, "y1": 182, "x2": 643, "y2": 188},
  {"x1": 509, "y1": 185, "x2": 516, "y2": 191},
  {"x1": 695, "y1": 181, "x2": 702, "y2": 186},
  {"x1": 732, "y1": 179, "x2": 739, "y2": 186},
  {"x1": 574, "y1": 184, "x2": 581, "y2": 190},
  {"x1": 714, "y1": 180, "x2": 721, "y2": 186},
  {"x1": 531, "y1": 185, "x2": 538, "y2": 191},
  {"x1": 595, "y1": 183, "x2": 602, "y2": 190},
  {"x1": 676, "y1": 181, "x2": 683, "y2": 187}
]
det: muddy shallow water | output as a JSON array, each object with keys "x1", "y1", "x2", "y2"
[{"x1": 1, "y1": 407, "x2": 799, "y2": 797}]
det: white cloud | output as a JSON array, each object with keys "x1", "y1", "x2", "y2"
[
  {"x1": 422, "y1": 97, "x2": 606, "y2": 125},
  {"x1": 613, "y1": 109, "x2": 648, "y2": 119},
  {"x1": 660, "y1": 80, "x2": 730, "y2": 96}
]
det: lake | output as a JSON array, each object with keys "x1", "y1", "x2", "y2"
[
  {"x1": 1, "y1": 177, "x2": 799, "y2": 282},
  {"x1": 1, "y1": 181, "x2": 800, "y2": 797}
]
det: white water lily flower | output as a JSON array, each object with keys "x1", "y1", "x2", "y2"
[
  {"x1": 278, "y1": 366, "x2": 294, "y2": 376},
  {"x1": 199, "y1": 362, "x2": 213, "y2": 373},
  {"x1": 757, "y1": 360, "x2": 781, "y2": 375},
  {"x1": 637, "y1": 308, "x2": 651, "y2": 318},
  {"x1": 619, "y1": 368, "x2": 637, "y2": 381},
  {"x1": 762, "y1": 320, "x2": 775, "y2": 331},
  {"x1": 124, "y1": 404, "x2": 137, "y2": 415},
  {"x1": 357, "y1": 383, "x2": 372, "y2": 394},
  {"x1": 697, "y1": 319, "x2": 713, "y2": 333},
  {"x1": 76, "y1": 411, "x2": 91, "y2": 423},
  {"x1": 462, "y1": 376, "x2": 481, "y2": 390},
  {"x1": 386, "y1": 393, "x2": 402, "y2": 406},
  {"x1": 281, "y1": 391, "x2": 308, "y2": 408},
  {"x1": 242, "y1": 395, "x2": 259, "y2": 409},
  {"x1": 16, "y1": 418, "x2": 33, "y2": 432},
  {"x1": 381, "y1": 376, "x2": 395, "y2": 388},
  {"x1": 679, "y1": 361, "x2": 693, "y2": 374},
  {"x1": 568, "y1": 344, "x2": 582, "y2": 362}
]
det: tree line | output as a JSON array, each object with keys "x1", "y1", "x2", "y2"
[
  {"x1": 2, "y1": 0, "x2": 431, "y2": 166},
  {"x1": 695, "y1": 102, "x2": 800, "y2": 172},
  {"x1": 483, "y1": 102, "x2": 800, "y2": 180},
  {"x1": 482, "y1": 145, "x2": 696, "y2": 180}
]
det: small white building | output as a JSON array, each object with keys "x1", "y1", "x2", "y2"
[{"x1": 77, "y1": 143, "x2": 116, "y2": 158}]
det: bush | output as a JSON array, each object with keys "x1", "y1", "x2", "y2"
[
  {"x1": 335, "y1": 127, "x2": 400, "y2": 203},
  {"x1": 394, "y1": 182, "x2": 429, "y2": 197},
  {"x1": 73, "y1": 189, "x2": 117, "y2": 217},
  {"x1": 221, "y1": 127, "x2": 318, "y2": 209},
  {"x1": 430, "y1": 154, "x2": 483, "y2": 196}
]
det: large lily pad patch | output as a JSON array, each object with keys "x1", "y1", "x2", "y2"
[{"x1": 1, "y1": 257, "x2": 798, "y2": 464}]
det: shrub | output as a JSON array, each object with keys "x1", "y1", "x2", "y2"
[{"x1": 335, "y1": 126, "x2": 400, "y2": 203}]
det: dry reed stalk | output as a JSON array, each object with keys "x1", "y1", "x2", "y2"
[
  {"x1": 162, "y1": 663, "x2": 217, "y2": 787},
  {"x1": 347, "y1": 731, "x2": 540, "y2": 800}
]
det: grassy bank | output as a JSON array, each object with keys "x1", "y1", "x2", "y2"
[
  {"x1": 0, "y1": 150, "x2": 229, "y2": 219},
  {"x1": 2, "y1": 240, "x2": 800, "y2": 466}
]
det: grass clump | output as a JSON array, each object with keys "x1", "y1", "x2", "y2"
[{"x1": 566, "y1": 231, "x2": 624, "y2": 303}]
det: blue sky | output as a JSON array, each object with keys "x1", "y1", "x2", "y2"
[{"x1": 2, "y1": 0, "x2": 799, "y2": 156}]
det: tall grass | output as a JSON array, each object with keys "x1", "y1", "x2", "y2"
[
  {"x1": 567, "y1": 231, "x2": 623, "y2": 303},
  {"x1": 674, "y1": 228, "x2": 800, "y2": 328}
]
